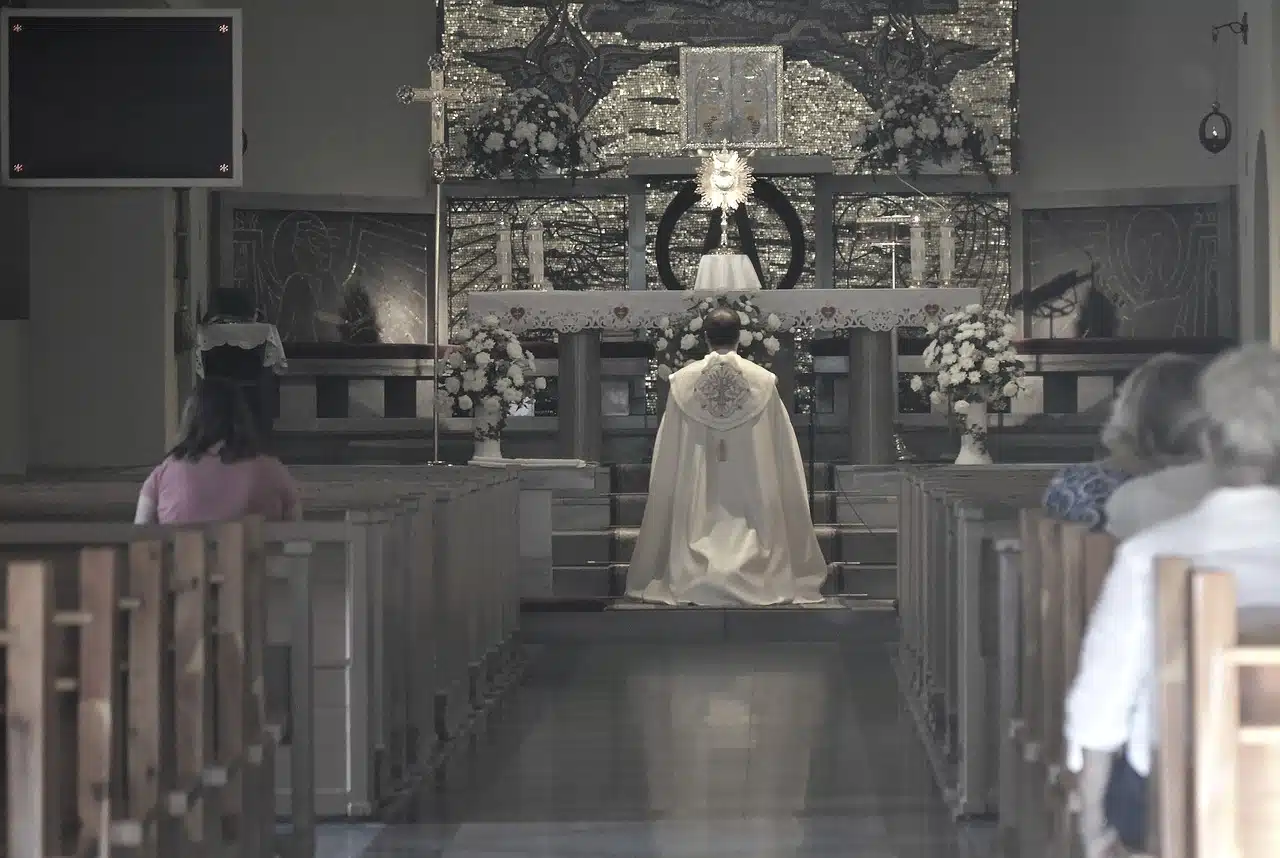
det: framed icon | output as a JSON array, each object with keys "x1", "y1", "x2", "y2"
[{"x1": 679, "y1": 45, "x2": 784, "y2": 148}]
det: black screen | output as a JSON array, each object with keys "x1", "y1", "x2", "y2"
[{"x1": 6, "y1": 15, "x2": 236, "y2": 182}]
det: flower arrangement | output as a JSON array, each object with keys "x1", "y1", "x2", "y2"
[
  {"x1": 650, "y1": 295, "x2": 785, "y2": 381},
  {"x1": 852, "y1": 82, "x2": 998, "y2": 178},
  {"x1": 437, "y1": 315, "x2": 546, "y2": 441},
  {"x1": 910, "y1": 304, "x2": 1026, "y2": 413},
  {"x1": 459, "y1": 88, "x2": 599, "y2": 181}
]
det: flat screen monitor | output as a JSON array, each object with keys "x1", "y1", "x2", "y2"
[{"x1": 1, "y1": 9, "x2": 242, "y2": 188}]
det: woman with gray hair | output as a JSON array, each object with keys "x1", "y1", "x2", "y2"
[
  {"x1": 1042, "y1": 352, "x2": 1206, "y2": 532},
  {"x1": 1066, "y1": 344, "x2": 1280, "y2": 857}
]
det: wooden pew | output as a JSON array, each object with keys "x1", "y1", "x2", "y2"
[
  {"x1": 1155, "y1": 558, "x2": 1280, "y2": 858},
  {"x1": 1, "y1": 519, "x2": 278, "y2": 858},
  {"x1": 994, "y1": 513, "x2": 1114, "y2": 858},
  {"x1": 896, "y1": 465, "x2": 1059, "y2": 817},
  {"x1": 0, "y1": 467, "x2": 524, "y2": 823}
]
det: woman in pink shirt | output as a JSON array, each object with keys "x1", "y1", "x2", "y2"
[{"x1": 135, "y1": 380, "x2": 300, "y2": 524}]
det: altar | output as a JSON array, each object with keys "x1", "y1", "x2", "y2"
[{"x1": 468, "y1": 287, "x2": 980, "y2": 464}]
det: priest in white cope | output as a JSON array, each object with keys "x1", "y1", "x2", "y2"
[{"x1": 626, "y1": 307, "x2": 827, "y2": 606}]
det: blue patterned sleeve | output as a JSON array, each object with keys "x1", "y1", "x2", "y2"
[{"x1": 1042, "y1": 463, "x2": 1128, "y2": 530}]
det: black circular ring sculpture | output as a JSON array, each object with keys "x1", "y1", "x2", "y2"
[{"x1": 654, "y1": 178, "x2": 806, "y2": 291}]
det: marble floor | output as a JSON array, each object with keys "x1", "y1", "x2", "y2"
[{"x1": 318, "y1": 643, "x2": 991, "y2": 858}]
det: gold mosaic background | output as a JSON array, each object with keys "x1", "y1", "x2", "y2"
[
  {"x1": 446, "y1": 195, "x2": 629, "y2": 333},
  {"x1": 443, "y1": 1, "x2": 1015, "y2": 174}
]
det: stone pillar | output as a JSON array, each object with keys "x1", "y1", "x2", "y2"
[
  {"x1": 559, "y1": 330, "x2": 602, "y2": 462},
  {"x1": 848, "y1": 329, "x2": 896, "y2": 465}
]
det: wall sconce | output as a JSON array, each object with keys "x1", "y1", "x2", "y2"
[
  {"x1": 1199, "y1": 13, "x2": 1246, "y2": 155},
  {"x1": 1211, "y1": 13, "x2": 1248, "y2": 45},
  {"x1": 1199, "y1": 103, "x2": 1232, "y2": 154}
]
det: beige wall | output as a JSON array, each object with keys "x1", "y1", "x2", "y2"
[
  {"x1": 1235, "y1": 0, "x2": 1280, "y2": 343},
  {"x1": 27, "y1": 191, "x2": 176, "y2": 469},
  {"x1": 1016, "y1": 0, "x2": 1237, "y2": 194}
]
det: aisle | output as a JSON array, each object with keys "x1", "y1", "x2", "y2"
[{"x1": 327, "y1": 643, "x2": 988, "y2": 858}]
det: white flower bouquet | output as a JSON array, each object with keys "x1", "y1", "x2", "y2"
[
  {"x1": 910, "y1": 304, "x2": 1026, "y2": 414},
  {"x1": 650, "y1": 295, "x2": 786, "y2": 381},
  {"x1": 438, "y1": 315, "x2": 546, "y2": 441},
  {"x1": 852, "y1": 82, "x2": 998, "y2": 178},
  {"x1": 460, "y1": 88, "x2": 599, "y2": 181}
]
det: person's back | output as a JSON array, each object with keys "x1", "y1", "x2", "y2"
[
  {"x1": 140, "y1": 453, "x2": 298, "y2": 524},
  {"x1": 626, "y1": 306, "x2": 826, "y2": 606},
  {"x1": 135, "y1": 378, "x2": 299, "y2": 525},
  {"x1": 1104, "y1": 460, "x2": 1217, "y2": 541}
]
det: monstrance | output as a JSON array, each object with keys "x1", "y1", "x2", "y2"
[{"x1": 696, "y1": 149, "x2": 755, "y2": 253}]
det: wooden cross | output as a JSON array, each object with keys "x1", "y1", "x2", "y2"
[{"x1": 396, "y1": 54, "x2": 463, "y2": 163}]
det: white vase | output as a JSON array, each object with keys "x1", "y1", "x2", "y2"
[
  {"x1": 954, "y1": 399, "x2": 993, "y2": 465},
  {"x1": 473, "y1": 436, "x2": 503, "y2": 460}
]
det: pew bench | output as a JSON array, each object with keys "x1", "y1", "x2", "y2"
[
  {"x1": 0, "y1": 467, "x2": 522, "y2": 824},
  {"x1": 896, "y1": 465, "x2": 1058, "y2": 818},
  {"x1": 1, "y1": 519, "x2": 282, "y2": 858}
]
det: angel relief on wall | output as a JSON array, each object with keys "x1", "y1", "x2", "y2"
[{"x1": 462, "y1": 3, "x2": 676, "y2": 120}]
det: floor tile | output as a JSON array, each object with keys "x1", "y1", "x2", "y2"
[{"x1": 347, "y1": 642, "x2": 988, "y2": 857}]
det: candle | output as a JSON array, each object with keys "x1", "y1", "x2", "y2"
[
  {"x1": 496, "y1": 217, "x2": 513, "y2": 285},
  {"x1": 909, "y1": 215, "x2": 927, "y2": 287},
  {"x1": 938, "y1": 220, "x2": 955, "y2": 286},
  {"x1": 528, "y1": 219, "x2": 545, "y2": 289}
]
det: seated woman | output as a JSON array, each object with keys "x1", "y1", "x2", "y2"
[
  {"x1": 1066, "y1": 344, "x2": 1280, "y2": 857},
  {"x1": 135, "y1": 379, "x2": 300, "y2": 525},
  {"x1": 1042, "y1": 353, "x2": 1204, "y2": 531}
]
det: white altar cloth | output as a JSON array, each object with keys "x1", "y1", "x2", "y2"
[
  {"x1": 693, "y1": 253, "x2": 762, "y2": 293},
  {"x1": 468, "y1": 287, "x2": 981, "y2": 333}
]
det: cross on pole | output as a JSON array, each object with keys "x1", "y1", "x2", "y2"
[
  {"x1": 397, "y1": 53, "x2": 463, "y2": 464},
  {"x1": 397, "y1": 54, "x2": 463, "y2": 171}
]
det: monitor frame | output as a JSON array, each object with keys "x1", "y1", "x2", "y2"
[{"x1": 0, "y1": 8, "x2": 243, "y2": 189}]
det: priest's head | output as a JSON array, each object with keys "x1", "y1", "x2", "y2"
[{"x1": 704, "y1": 307, "x2": 741, "y2": 351}]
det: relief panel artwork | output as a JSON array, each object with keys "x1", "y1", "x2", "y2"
[
  {"x1": 231, "y1": 210, "x2": 433, "y2": 344},
  {"x1": 445, "y1": 0, "x2": 1014, "y2": 173},
  {"x1": 1017, "y1": 204, "x2": 1232, "y2": 340}
]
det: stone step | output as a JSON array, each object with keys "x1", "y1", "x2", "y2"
[
  {"x1": 536, "y1": 562, "x2": 896, "y2": 601},
  {"x1": 520, "y1": 599, "x2": 899, "y2": 644},
  {"x1": 551, "y1": 526, "x2": 897, "y2": 568},
  {"x1": 608, "y1": 491, "x2": 873, "y2": 528},
  {"x1": 610, "y1": 462, "x2": 838, "y2": 494}
]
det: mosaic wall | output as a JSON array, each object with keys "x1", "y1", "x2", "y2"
[
  {"x1": 645, "y1": 176, "x2": 816, "y2": 290},
  {"x1": 443, "y1": 0, "x2": 1016, "y2": 174},
  {"x1": 831, "y1": 192, "x2": 1010, "y2": 305},
  {"x1": 231, "y1": 209, "x2": 432, "y2": 343},
  {"x1": 1018, "y1": 204, "x2": 1232, "y2": 339},
  {"x1": 446, "y1": 195, "x2": 629, "y2": 332}
]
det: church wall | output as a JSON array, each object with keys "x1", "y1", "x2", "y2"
[
  {"x1": 27, "y1": 191, "x2": 177, "y2": 469},
  {"x1": 235, "y1": 0, "x2": 437, "y2": 198},
  {"x1": 1234, "y1": 0, "x2": 1280, "y2": 343},
  {"x1": 1015, "y1": 0, "x2": 1236, "y2": 194}
]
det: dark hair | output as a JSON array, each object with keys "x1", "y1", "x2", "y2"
[
  {"x1": 703, "y1": 306, "x2": 741, "y2": 348},
  {"x1": 169, "y1": 379, "x2": 261, "y2": 463}
]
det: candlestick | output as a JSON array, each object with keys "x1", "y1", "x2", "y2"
[
  {"x1": 496, "y1": 217, "x2": 513, "y2": 286},
  {"x1": 909, "y1": 215, "x2": 927, "y2": 287},
  {"x1": 528, "y1": 219, "x2": 545, "y2": 289},
  {"x1": 939, "y1": 220, "x2": 955, "y2": 286}
]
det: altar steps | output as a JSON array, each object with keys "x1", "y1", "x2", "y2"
[
  {"x1": 540, "y1": 462, "x2": 902, "y2": 603},
  {"x1": 520, "y1": 597, "x2": 898, "y2": 644}
]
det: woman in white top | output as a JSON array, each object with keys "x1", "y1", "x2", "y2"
[{"x1": 1066, "y1": 344, "x2": 1280, "y2": 856}]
